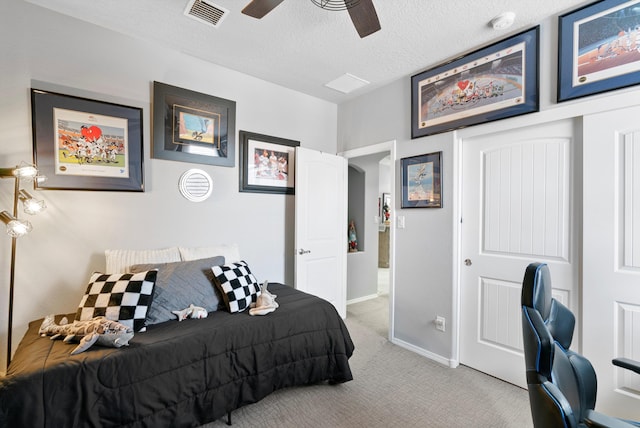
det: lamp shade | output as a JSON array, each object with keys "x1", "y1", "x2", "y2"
[
  {"x1": 0, "y1": 211, "x2": 32, "y2": 237},
  {"x1": 18, "y1": 190, "x2": 46, "y2": 215}
]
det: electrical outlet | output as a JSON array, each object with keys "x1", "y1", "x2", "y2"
[{"x1": 435, "y1": 316, "x2": 446, "y2": 332}]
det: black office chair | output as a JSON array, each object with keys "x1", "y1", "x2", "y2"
[{"x1": 521, "y1": 262, "x2": 640, "y2": 428}]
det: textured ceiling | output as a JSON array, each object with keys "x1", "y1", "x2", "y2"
[{"x1": 24, "y1": 0, "x2": 590, "y2": 104}]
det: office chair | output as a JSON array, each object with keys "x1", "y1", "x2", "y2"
[{"x1": 521, "y1": 262, "x2": 640, "y2": 428}]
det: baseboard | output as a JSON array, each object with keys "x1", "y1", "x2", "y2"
[
  {"x1": 346, "y1": 293, "x2": 379, "y2": 305},
  {"x1": 391, "y1": 337, "x2": 458, "y2": 368}
]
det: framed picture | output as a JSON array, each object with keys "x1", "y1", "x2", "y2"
[
  {"x1": 381, "y1": 192, "x2": 391, "y2": 223},
  {"x1": 31, "y1": 88, "x2": 144, "y2": 191},
  {"x1": 411, "y1": 26, "x2": 539, "y2": 139},
  {"x1": 558, "y1": 0, "x2": 640, "y2": 102},
  {"x1": 152, "y1": 81, "x2": 236, "y2": 167},
  {"x1": 401, "y1": 152, "x2": 442, "y2": 208},
  {"x1": 239, "y1": 131, "x2": 299, "y2": 195}
]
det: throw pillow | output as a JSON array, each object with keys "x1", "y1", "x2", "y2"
[
  {"x1": 129, "y1": 256, "x2": 225, "y2": 325},
  {"x1": 105, "y1": 247, "x2": 181, "y2": 273},
  {"x1": 75, "y1": 270, "x2": 157, "y2": 332},
  {"x1": 179, "y1": 244, "x2": 241, "y2": 264},
  {"x1": 211, "y1": 261, "x2": 260, "y2": 313}
]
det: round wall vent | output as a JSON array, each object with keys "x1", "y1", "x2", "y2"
[{"x1": 178, "y1": 169, "x2": 213, "y2": 202}]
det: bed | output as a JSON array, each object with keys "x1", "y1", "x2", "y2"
[{"x1": 0, "y1": 246, "x2": 354, "y2": 428}]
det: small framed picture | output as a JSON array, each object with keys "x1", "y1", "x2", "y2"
[
  {"x1": 31, "y1": 88, "x2": 144, "y2": 191},
  {"x1": 558, "y1": 0, "x2": 640, "y2": 102},
  {"x1": 152, "y1": 81, "x2": 236, "y2": 167},
  {"x1": 401, "y1": 152, "x2": 442, "y2": 208},
  {"x1": 238, "y1": 131, "x2": 300, "y2": 195}
]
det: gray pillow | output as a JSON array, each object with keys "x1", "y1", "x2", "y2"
[{"x1": 130, "y1": 256, "x2": 225, "y2": 325}]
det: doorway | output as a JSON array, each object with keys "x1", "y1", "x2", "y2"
[{"x1": 341, "y1": 141, "x2": 396, "y2": 340}]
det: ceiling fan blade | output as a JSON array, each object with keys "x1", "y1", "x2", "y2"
[
  {"x1": 242, "y1": 0, "x2": 286, "y2": 19},
  {"x1": 347, "y1": 0, "x2": 381, "y2": 38}
]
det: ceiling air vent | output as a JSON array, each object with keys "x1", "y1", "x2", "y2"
[{"x1": 184, "y1": 0, "x2": 229, "y2": 28}]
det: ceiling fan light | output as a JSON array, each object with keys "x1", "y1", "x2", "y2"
[{"x1": 310, "y1": 0, "x2": 361, "y2": 11}]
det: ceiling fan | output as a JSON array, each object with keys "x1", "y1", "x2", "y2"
[{"x1": 241, "y1": 0, "x2": 381, "y2": 38}]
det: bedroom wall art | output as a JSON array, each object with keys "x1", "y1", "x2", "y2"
[
  {"x1": 152, "y1": 81, "x2": 236, "y2": 167},
  {"x1": 411, "y1": 26, "x2": 540, "y2": 139},
  {"x1": 238, "y1": 130, "x2": 299, "y2": 195},
  {"x1": 401, "y1": 151, "x2": 442, "y2": 208},
  {"x1": 31, "y1": 88, "x2": 144, "y2": 191},
  {"x1": 558, "y1": 0, "x2": 640, "y2": 102}
]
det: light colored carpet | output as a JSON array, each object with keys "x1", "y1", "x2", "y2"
[{"x1": 202, "y1": 298, "x2": 533, "y2": 428}]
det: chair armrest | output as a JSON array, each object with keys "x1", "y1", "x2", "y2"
[
  {"x1": 585, "y1": 410, "x2": 637, "y2": 428},
  {"x1": 612, "y1": 358, "x2": 640, "y2": 375}
]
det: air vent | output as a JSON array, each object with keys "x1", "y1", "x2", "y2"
[{"x1": 184, "y1": 0, "x2": 229, "y2": 28}]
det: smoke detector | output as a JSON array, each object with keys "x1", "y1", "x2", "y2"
[
  {"x1": 490, "y1": 12, "x2": 515, "y2": 30},
  {"x1": 184, "y1": 0, "x2": 229, "y2": 28}
]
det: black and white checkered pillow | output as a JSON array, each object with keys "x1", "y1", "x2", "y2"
[
  {"x1": 75, "y1": 270, "x2": 157, "y2": 332},
  {"x1": 211, "y1": 261, "x2": 260, "y2": 313}
]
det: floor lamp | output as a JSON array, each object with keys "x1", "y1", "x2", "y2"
[{"x1": 0, "y1": 163, "x2": 46, "y2": 370}]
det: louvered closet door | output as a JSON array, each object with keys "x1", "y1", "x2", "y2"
[
  {"x1": 583, "y1": 106, "x2": 640, "y2": 420},
  {"x1": 460, "y1": 119, "x2": 578, "y2": 388}
]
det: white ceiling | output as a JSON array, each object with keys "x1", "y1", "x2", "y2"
[{"x1": 24, "y1": 0, "x2": 590, "y2": 104}]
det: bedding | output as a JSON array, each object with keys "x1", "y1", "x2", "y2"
[{"x1": 0, "y1": 283, "x2": 354, "y2": 428}]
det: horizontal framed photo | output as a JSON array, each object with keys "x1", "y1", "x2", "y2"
[
  {"x1": 411, "y1": 26, "x2": 539, "y2": 139},
  {"x1": 239, "y1": 131, "x2": 299, "y2": 195},
  {"x1": 31, "y1": 88, "x2": 144, "y2": 191},
  {"x1": 558, "y1": 0, "x2": 640, "y2": 102},
  {"x1": 152, "y1": 81, "x2": 236, "y2": 167},
  {"x1": 401, "y1": 151, "x2": 442, "y2": 208}
]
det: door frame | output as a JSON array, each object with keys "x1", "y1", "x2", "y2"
[{"x1": 339, "y1": 140, "x2": 396, "y2": 341}]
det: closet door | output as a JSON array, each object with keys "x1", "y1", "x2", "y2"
[
  {"x1": 460, "y1": 119, "x2": 578, "y2": 387},
  {"x1": 583, "y1": 106, "x2": 640, "y2": 420}
]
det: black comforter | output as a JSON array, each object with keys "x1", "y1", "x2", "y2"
[{"x1": 0, "y1": 284, "x2": 354, "y2": 428}]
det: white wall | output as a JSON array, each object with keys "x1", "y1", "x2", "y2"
[
  {"x1": 0, "y1": 1, "x2": 337, "y2": 368},
  {"x1": 338, "y1": 17, "x2": 640, "y2": 363}
]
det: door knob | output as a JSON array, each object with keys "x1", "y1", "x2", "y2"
[
  {"x1": 298, "y1": 248, "x2": 311, "y2": 255},
  {"x1": 464, "y1": 259, "x2": 472, "y2": 266}
]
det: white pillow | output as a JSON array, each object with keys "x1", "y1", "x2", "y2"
[
  {"x1": 179, "y1": 244, "x2": 240, "y2": 263},
  {"x1": 105, "y1": 247, "x2": 181, "y2": 273}
]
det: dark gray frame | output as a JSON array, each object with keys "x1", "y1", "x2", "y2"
[
  {"x1": 239, "y1": 130, "x2": 299, "y2": 195},
  {"x1": 31, "y1": 88, "x2": 144, "y2": 191},
  {"x1": 152, "y1": 81, "x2": 236, "y2": 167}
]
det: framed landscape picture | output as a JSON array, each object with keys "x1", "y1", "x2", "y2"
[
  {"x1": 411, "y1": 26, "x2": 540, "y2": 139},
  {"x1": 558, "y1": 0, "x2": 640, "y2": 102},
  {"x1": 401, "y1": 152, "x2": 442, "y2": 208},
  {"x1": 31, "y1": 88, "x2": 144, "y2": 191},
  {"x1": 238, "y1": 130, "x2": 299, "y2": 195},
  {"x1": 152, "y1": 81, "x2": 236, "y2": 167}
]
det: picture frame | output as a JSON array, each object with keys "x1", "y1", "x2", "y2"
[
  {"x1": 381, "y1": 192, "x2": 391, "y2": 223},
  {"x1": 411, "y1": 26, "x2": 539, "y2": 139},
  {"x1": 31, "y1": 88, "x2": 144, "y2": 191},
  {"x1": 558, "y1": 0, "x2": 640, "y2": 102},
  {"x1": 401, "y1": 152, "x2": 442, "y2": 208},
  {"x1": 152, "y1": 81, "x2": 236, "y2": 167},
  {"x1": 238, "y1": 130, "x2": 300, "y2": 195}
]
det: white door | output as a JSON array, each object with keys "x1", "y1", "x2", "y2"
[
  {"x1": 583, "y1": 106, "x2": 640, "y2": 420},
  {"x1": 295, "y1": 147, "x2": 347, "y2": 318},
  {"x1": 460, "y1": 119, "x2": 578, "y2": 388}
]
